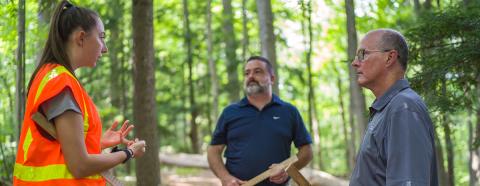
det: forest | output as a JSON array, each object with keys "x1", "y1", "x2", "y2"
[{"x1": 1, "y1": 0, "x2": 480, "y2": 185}]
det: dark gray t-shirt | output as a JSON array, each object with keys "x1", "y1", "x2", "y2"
[
  {"x1": 40, "y1": 88, "x2": 81, "y2": 122},
  {"x1": 350, "y1": 79, "x2": 438, "y2": 186}
]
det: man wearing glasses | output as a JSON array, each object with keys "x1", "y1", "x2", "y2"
[{"x1": 349, "y1": 29, "x2": 438, "y2": 186}]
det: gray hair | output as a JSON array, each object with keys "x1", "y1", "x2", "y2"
[{"x1": 374, "y1": 29, "x2": 409, "y2": 70}]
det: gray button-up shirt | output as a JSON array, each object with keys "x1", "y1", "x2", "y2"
[{"x1": 350, "y1": 79, "x2": 438, "y2": 186}]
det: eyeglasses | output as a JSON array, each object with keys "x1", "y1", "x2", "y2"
[{"x1": 355, "y1": 49, "x2": 393, "y2": 62}]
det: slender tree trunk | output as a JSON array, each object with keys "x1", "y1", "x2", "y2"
[
  {"x1": 222, "y1": 0, "x2": 240, "y2": 102},
  {"x1": 469, "y1": 109, "x2": 478, "y2": 186},
  {"x1": 471, "y1": 75, "x2": 480, "y2": 186},
  {"x1": 107, "y1": 1, "x2": 130, "y2": 174},
  {"x1": 413, "y1": 0, "x2": 421, "y2": 15},
  {"x1": 132, "y1": 0, "x2": 161, "y2": 185},
  {"x1": 424, "y1": 0, "x2": 432, "y2": 9},
  {"x1": 16, "y1": 0, "x2": 26, "y2": 141},
  {"x1": 443, "y1": 117, "x2": 455, "y2": 186},
  {"x1": 335, "y1": 66, "x2": 354, "y2": 172},
  {"x1": 183, "y1": 0, "x2": 199, "y2": 154},
  {"x1": 434, "y1": 126, "x2": 448, "y2": 186},
  {"x1": 300, "y1": 0, "x2": 322, "y2": 170},
  {"x1": 108, "y1": 2, "x2": 124, "y2": 112},
  {"x1": 345, "y1": 0, "x2": 368, "y2": 149},
  {"x1": 207, "y1": 0, "x2": 219, "y2": 129},
  {"x1": 441, "y1": 80, "x2": 454, "y2": 186},
  {"x1": 256, "y1": 0, "x2": 279, "y2": 94},
  {"x1": 241, "y1": 0, "x2": 249, "y2": 62}
]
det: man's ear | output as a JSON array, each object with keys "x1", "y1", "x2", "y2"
[
  {"x1": 385, "y1": 50, "x2": 398, "y2": 67},
  {"x1": 270, "y1": 74, "x2": 276, "y2": 84}
]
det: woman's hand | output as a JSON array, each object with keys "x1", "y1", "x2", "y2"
[
  {"x1": 101, "y1": 120, "x2": 134, "y2": 149},
  {"x1": 128, "y1": 138, "x2": 146, "y2": 158}
]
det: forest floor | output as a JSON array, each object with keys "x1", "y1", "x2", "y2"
[{"x1": 161, "y1": 168, "x2": 221, "y2": 186}]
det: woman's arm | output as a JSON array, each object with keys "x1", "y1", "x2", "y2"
[{"x1": 54, "y1": 110, "x2": 144, "y2": 178}]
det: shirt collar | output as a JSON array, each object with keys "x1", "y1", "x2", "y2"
[
  {"x1": 239, "y1": 94, "x2": 284, "y2": 107},
  {"x1": 370, "y1": 79, "x2": 410, "y2": 111}
]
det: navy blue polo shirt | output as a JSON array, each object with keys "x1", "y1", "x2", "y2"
[
  {"x1": 211, "y1": 94, "x2": 312, "y2": 186},
  {"x1": 350, "y1": 79, "x2": 438, "y2": 186}
]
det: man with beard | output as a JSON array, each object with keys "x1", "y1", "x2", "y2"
[{"x1": 207, "y1": 56, "x2": 313, "y2": 186}]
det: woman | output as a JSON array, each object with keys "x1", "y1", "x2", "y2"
[{"x1": 13, "y1": 1, "x2": 146, "y2": 185}]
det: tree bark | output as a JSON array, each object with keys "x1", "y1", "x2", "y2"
[
  {"x1": 132, "y1": 0, "x2": 161, "y2": 185},
  {"x1": 301, "y1": 0, "x2": 322, "y2": 170},
  {"x1": 413, "y1": 0, "x2": 421, "y2": 15},
  {"x1": 108, "y1": 2, "x2": 124, "y2": 112},
  {"x1": 335, "y1": 66, "x2": 354, "y2": 172},
  {"x1": 441, "y1": 80, "x2": 454, "y2": 186},
  {"x1": 256, "y1": 0, "x2": 279, "y2": 95},
  {"x1": 207, "y1": 0, "x2": 219, "y2": 129},
  {"x1": 16, "y1": 0, "x2": 26, "y2": 141},
  {"x1": 345, "y1": 0, "x2": 368, "y2": 150},
  {"x1": 222, "y1": 0, "x2": 240, "y2": 102},
  {"x1": 241, "y1": 0, "x2": 249, "y2": 62},
  {"x1": 443, "y1": 118, "x2": 455, "y2": 186},
  {"x1": 471, "y1": 75, "x2": 480, "y2": 186},
  {"x1": 434, "y1": 127, "x2": 448, "y2": 186},
  {"x1": 183, "y1": 0, "x2": 199, "y2": 154}
]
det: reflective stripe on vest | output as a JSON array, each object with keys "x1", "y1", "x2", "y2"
[{"x1": 14, "y1": 163, "x2": 102, "y2": 182}]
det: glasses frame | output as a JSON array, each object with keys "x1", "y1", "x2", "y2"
[{"x1": 355, "y1": 49, "x2": 394, "y2": 62}]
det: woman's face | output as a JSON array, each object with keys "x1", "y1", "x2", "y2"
[{"x1": 75, "y1": 17, "x2": 108, "y2": 68}]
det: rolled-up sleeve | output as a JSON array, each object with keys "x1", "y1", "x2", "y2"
[{"x1": 386, "y1": 108, "x2": 434, "y2": 186}]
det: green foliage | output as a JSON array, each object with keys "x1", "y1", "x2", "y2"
[
  {"x1": 407, "y1": 2, "x2": 480, "y2": 112},
  {"x1": 0, "y1": 0, "x2": 478, "y2": 184}
]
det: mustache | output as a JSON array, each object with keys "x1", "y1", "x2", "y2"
[{"x1": 247, "y1": 80, "x2": 259, "y2": 85}]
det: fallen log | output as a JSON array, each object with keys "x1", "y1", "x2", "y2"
[{"x1": 159, "y1": 153, "x2": 348, "y2": 186}]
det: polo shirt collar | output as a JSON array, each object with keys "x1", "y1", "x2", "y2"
[
  {"x1": 239, "y1": 94, "x2": 284, "y2": 107},
  {"x1": 370, "y1": 79, "x2": 410, "y2": 111}
]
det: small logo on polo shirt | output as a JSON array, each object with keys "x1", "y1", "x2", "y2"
[{"x1": 273, "y1": 116, "x2": 280, "y2": 120}]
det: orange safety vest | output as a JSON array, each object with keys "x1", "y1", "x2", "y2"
[{"x1": 13, "y1": 63, "x2": 105, "y2": 185}]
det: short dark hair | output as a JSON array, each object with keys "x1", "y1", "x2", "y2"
[
  {"x1": 246, "y1": 56, "x2": 274, "y2": 75},
  {"x1": 377, "y1": 29, "x2": 409, "y2": 70}
]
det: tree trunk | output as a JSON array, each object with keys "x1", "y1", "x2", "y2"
[
  {"x1": 434, "y1": 127, "x2": 448, "y2": 186},
  {"x1": 256, "y1": 0, "x2": 279, "y2": 95},
  {"x1": 443, "y1": 117, "x2": 455, "y2": 186},
  {"x1": 222, "y1": 0, "x2": 240, "y2": 102},
  {"x1": 335, "y1": 66, "x2": 354, "y2": 172},
  {"x1": 132, "y1": 0, "x2": 161, "y2": 185},
  {"x1": 424, "y1": 0, "x2": 432, "y2": 10},
  {"x1": 241, "y1": 0, "x2": 249, "y2": 62},
  {"x1": 413, "y1": 0, "x2": 421, "y2": 15},
  {"x1": 345, "y1": 0, "x2": 368, "y2": 149},
  {"x1": 471, "y1": 75, "x2": 480, "y2": 186},
  {"x1": 107, "y1": 0, "x2": 131, "y2": 174},
  {"x1": 207, "y1": 0, "x2": 219, "y2": 129},
  {"x1": 441, "y1": 80, "x2": 454, "y2": 186},
  {"x1": 301, "y1": 0, "x2": 322, "y2": 170},
  {"x1": 16, "y1": 0, "x2": 26, "y2": 141},
  {"x1": 183, "y1": 0, "x2": 199, "y2": 154},
  {"x1": 108, "y1": 2, "x2": 124, "y2": 112},
  {"x1": 469, "y1": 109, "x2": 478, "y2": 186}
]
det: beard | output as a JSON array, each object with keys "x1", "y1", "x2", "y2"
[{"x1": 244, "y1": 81, "x2": 269, "y2": 95}]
